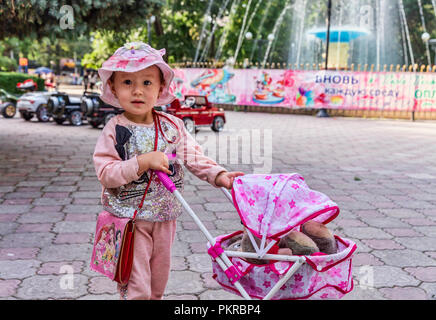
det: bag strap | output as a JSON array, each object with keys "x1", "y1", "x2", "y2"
[{"x1": 132, "y1": 112, "x2": 160, "y2": 221}]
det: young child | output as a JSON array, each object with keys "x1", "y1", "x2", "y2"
[{"x1": 93, "y1": 42, "x2": 243, "y2": 300}]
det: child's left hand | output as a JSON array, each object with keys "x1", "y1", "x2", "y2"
[{"x1": 215, "y1": 171, "x2": 245, "y2": 189}]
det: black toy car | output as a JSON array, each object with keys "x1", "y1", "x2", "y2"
[
  {"x1": 47, "y1": 93, "x2": 84, "y2": 126},
  {"x1": 81, "y1": 91, "x2": 122, "y2": 128},
  {"x1": 0, "y1": 88, "x2": 18, "y2": 118}
]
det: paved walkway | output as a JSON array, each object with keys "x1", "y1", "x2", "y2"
[{"x1": 0, "y1": 108, "x2": 435, "y2": 300}]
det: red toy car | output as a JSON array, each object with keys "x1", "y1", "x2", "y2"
[{"x1": 164, "y1": 95, "x2": 226, "y2": 134}]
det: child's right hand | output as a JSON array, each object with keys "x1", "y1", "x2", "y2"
[{"x1": 137, "y1": 151, "x2": 172, "y2": 175}]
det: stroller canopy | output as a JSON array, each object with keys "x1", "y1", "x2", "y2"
[{"x1": 231, "y1": 173, "x2": 339, "y2": 239}]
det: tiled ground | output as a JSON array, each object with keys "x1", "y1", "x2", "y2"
[{"x1": 0, "y1": 109, "x2": 435, "y2": 300}]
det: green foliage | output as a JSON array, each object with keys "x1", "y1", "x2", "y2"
[
  {"x1": 0, "y1": 56, "x2": 18, "y2": 72},
  {"x1": 0, "y1": 72, "x2": 45, "y2": 94},
  {"x1": 1, "y1": 0, "x2": 436, "y2": 68},
  {"x1": 0, "y1": 0, "x2": 165, "y2": 40}
]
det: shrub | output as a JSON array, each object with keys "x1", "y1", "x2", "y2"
[
  {"x1": 0, "y1": 72, "x2": 45, "y2": 94},
  {"x1": 0, "y1": 56, "x2": 17, "y2": 72}
]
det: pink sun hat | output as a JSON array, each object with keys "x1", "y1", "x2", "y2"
[{"x1": 98, "y1": 41, "x2": 175, "y2": 108}]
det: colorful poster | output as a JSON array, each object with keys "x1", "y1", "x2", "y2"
[{"x1": 172, "y1": 68, "x2": 436, "y2": 112}]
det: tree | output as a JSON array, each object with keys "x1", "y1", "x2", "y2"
[{"x1": 0, "y1": 0, "x2": 165, "y2": 40}]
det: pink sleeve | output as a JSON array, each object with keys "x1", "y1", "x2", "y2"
[
  {"x1": 93, "y1": 118, "x2": 140, "y2": 188},
  {"x1": 173, "y1": 116, "x2": 227, "y2": 188}
]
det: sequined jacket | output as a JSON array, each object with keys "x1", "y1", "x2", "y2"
[{"x1": 93, "y1": 112, "x2": 227, "y2": 222}]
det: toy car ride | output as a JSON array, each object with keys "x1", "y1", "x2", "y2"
[
  {"x1": 81, "y1": 91, "x2": 122, "y2": 128},
  {"x1": 165, "y1": 95, "x2": 226, "y2": 134},
  {"x1": 0, "y1": 88, "x2": 18, "y2": 118},
  {"x1": 17, "y1": 91, "x2": 56, "y2": 122},
  {"x1": 47, "y1": 93, "x2": 84, "y2": 126}
]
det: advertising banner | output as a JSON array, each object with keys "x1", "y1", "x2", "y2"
[{"x1": 173, "y1": 68, "x2": 436, "y2": 112}]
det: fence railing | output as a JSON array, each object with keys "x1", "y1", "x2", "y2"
[{"x1": 171, "y1": 61, "x2": 436, "y2": 73}]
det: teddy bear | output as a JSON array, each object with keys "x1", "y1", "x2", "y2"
[{"x1": 224, "y1": 220, "x2": 337, "y2": 264}]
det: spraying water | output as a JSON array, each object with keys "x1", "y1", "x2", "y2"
[
  {"x1": 233, "y1": 0, "x2": 254, "y2": 62},
  {"x1": 194, "y1": 0, "x2": 215, "y2": 63},
  {"x1": 295, "y1": 0, "x2": 308, "y2": 66},
  {"x1": 262, "y1": 1, "x2": 293, "y2": 68},
  {"x1": 417, "y1": 0, "x2": 432, "y2": 66},
  {"x1": 398, "y1": 0, "x2": 415, "y2": 68},
  {"x1": 199, "y1": 0, "x2": 231, "y2": 61},
  {"x1": 249, "y1": 0, "x2": 274, "y2": 62},
  {"x1": 215, "y1": 0, "x2": 241, "y2": 62}
]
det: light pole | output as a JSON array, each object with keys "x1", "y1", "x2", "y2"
[
  {"x1": 317, "y1": 0, "x2": 332, "y2": 118},
  {"x1": 429, "y1": 39, "x2": 436, "y2": 66},
  {"x1": 146, "y1": 15, "x2": 156, "y2": 44}
]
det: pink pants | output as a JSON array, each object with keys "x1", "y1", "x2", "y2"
[{"x1": 118, "y1": 219, "x2": 177, "y2": 300}]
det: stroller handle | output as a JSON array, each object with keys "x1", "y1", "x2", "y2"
[{"x1": 155, "y1": 170, "x2": 176, "y2": 193}]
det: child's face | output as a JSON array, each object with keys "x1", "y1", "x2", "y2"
[{"x1": 109, "y1": 66, "x2": 164, "y2": 121}]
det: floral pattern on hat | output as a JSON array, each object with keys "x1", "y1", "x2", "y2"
[{"x1": 98, "y1": 42, "x2": 175, "y2": 108}]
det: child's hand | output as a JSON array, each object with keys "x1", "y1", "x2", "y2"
[
  {"x1": 214, "y1": 171, "x2": 245, "y2": 189},
  {"x1": 137, "y1": 151, "x2": 172, "y2": 175}
]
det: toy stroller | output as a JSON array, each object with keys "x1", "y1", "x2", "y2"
[{"x1": 156, "y1": 171, "x2": 357, "y2": 300}]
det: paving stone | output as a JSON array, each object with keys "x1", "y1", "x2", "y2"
[
  {"x1": 394, "y1": 237, "x2": 436, "y2": 251},
  {"x1": 54, "y1": 233, "x2": 91, "y2": 244},
  {"x1": 0, "y1": 248, "x2": 39, "y2": 260},
  {"x1": 371, "y1": 266, "x2": 420, "y2": 288},
  {"x1": 88, "y1": 277, "x2": 118, "y2": 295},
  {"x1": 0, "y1": 279, "x2": 21, "y2": 298},
  {"x1": 379, "y1": 287, "x2": 428, "y2": 300},
  {"x1": 0, "y1": 260, "x2": 40, "y2": 279},
  {"x1": 380, "y1": 208, "x2": 424, "y2": 219},
  {"x1": 0, "y1": 232, "x2": 54, "y2": 248},
  {"x1": 343, "y1": 227, "x2": 392, "y2": 240},
  {"x1": 163, "y1": 294, "x2": 198, "y2": 300},
  {"x1": 199, "y1": 289, "x2": 243, "y2": 300},
  {"x1": 373, "y1": 249, "x2": 436, "y2": 267},
  {"x1": 62, "y1": 204, "x2": 101, "y2": 214},
  {"x1": 171, "y1": 256, "x2": 187, "y2": 271},
  {"x1": 37, "y1": 261, "x2": 83, "y2": 275},
  {"x1": 413, "y1": 226, "x2": 436, "y2": 237},
  {"x1": 204, "y1": 202, "x2": 237, "y2": 212},
  {"x1": 187, "y1": 253, "x2": 212, "y2": 273},
  {"x1": 53, "y1": 221, "x2": 96, "y2": 233},
  {"x1": 78, "y1": 293, "x2": 119, "y2": 300},
  {"x1": 171, "y1": 240, "x2": 191, "y2": 257},
  {"x1": 15, "y1": 274, "x2": 89, "y2": 299},
  {"x1": 37, "y1": 244, "x2": 93, "y2": 262},
  {"x1": 404, "y1": 267, "x2": 436, "y2": 282},
  {"x1": 16, "y1": 223, "x2": 52, "y2": 233},
  {"x1": 420, "y1": 282, "x2": 436, "y2": 300},
  {"x1": 362, "y1": 239, "x2": 405, "y2": 250},
  {"x1": 17, "y1": 212, "x2": 64, "y2": 224},
  {"x1": 342, "y1": 286, "x2": 386, "y2": 300},
  {"x1": 165, "y1": 271, "x2": 204, "y2": 295},
  {"x1": 0, "y1": 205, "x2": 31, "y2": 214},
  {"x1": 352, "y1": 253, "x2": 385, "y2": 267},
  {"x1": 364, "y1": 217, "x2": 410, "y2": 228},
  {"x1": 385, "y1": 228, "x2": 422, "y2": 237},
  {"x1": 0, "y1": 222, "x2": 18, "y2": 235}
]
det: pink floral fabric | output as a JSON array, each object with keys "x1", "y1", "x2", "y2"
[{"x1": 231, "y1": 173, "x2": 339, "y2": 239}]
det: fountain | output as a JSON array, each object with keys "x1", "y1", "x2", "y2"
[
  {"x1": 191, "y1": 0, "x2": 431, "y2": 69},
  {"x1": 308, "y1": 26, "x2": 370, "y2": 69}
]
